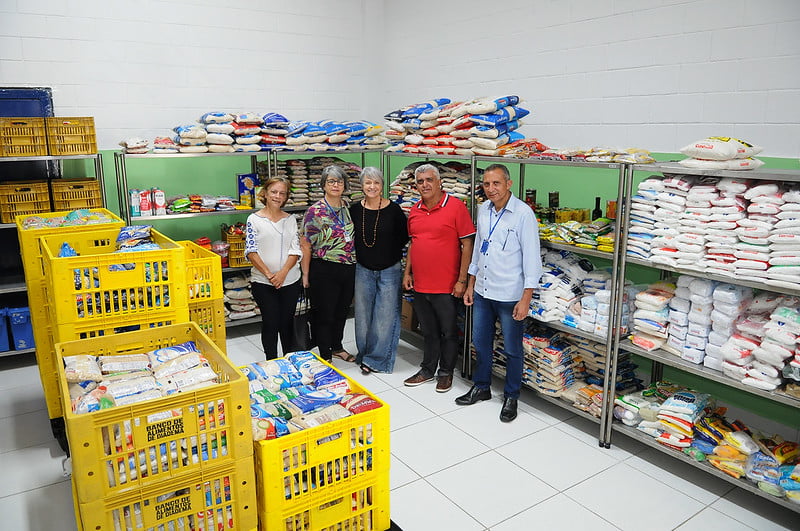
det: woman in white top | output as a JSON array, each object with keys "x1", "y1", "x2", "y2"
[{"x1": 245, "y1": 177, "x2": 303, "y2": 358}]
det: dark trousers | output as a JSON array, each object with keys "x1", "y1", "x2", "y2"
[
  {"x1": 309, "y1": 259, "x2": 355, "y2": 360},
  {"x1": 413, "y1": 292, "x2": 459, "y2": 377},
  {"x1": 251, "y1": 279, "x2": 302, "y2": 359}
]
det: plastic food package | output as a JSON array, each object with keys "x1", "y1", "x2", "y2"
[{"x1": 64, "y1": 355, "x2": 103, "y2": 382}]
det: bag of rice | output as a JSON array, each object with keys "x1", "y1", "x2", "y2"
[{"x1": 679, "y1": 137, "x2": 763, "y2": 160}]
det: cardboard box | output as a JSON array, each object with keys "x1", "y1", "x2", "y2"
[{"x1": 401, "y1": 299, "x2": 417, "y2": 331}]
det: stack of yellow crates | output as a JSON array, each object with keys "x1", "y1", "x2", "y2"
[
  {"x1": 16, "y1": 215, "x2": 227, "y2": 450},
  {"x1": 55, "y1": 323, "x2": 256, "y2": 530}
]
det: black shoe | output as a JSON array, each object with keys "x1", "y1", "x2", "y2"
[
  {"x1": 500, "y1": 397, "x2": 518, "y2": 422},
  {"x1": 455, "y1": 385, "x2": 491, "y2": 405}
]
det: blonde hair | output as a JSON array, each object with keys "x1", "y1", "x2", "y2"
[{"x1": 258, "y1": 177, "x2": 290, "y2": 207}]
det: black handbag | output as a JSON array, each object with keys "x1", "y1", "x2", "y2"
[{"x1": 293, "y1": 289, "x2": 315, "y2": 351}]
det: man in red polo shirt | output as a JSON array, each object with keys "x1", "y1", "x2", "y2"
[{"x1": 402, "y1": 163, "x2": 475, "y2": 392}]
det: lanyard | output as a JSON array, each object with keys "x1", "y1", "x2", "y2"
[
  {"x1": 324, "y1": 198, "x2": 346, "y2": 226},
  {"x1": 487, "y1": 205, "x2": 506, "y2": 240}
]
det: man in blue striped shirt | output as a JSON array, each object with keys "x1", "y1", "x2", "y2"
[{"x1": 456, "y1": 164, "x2": 542, "y2": 422}]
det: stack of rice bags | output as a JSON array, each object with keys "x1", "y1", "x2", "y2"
[
  {"x1": 173, "y1": 124, "x2": 208, "y2": 153},
  {"x1": 224, "y1": 274, "x2": 258, "y2": 321},
  {"x1": 626, "y1": 177, "x2": 661, "y2": 260},
  {"x1": 629, "y1": 281, "x2": 675, "y2": 352},
  {"x1": 575, "y1": 270, "x2": 612, "y2": 335},
  {"x1": 199, "y1": 112, "x2": 234, "y2": 153},
  {"x1": 384, "y1": 96, "x2": 529, "y2": 156},
  {"x1": 719, "y1": 293, "x2": 799, "y2": 391},
  {"x1": 244, "y1": 352, "x2": 382, "y2": 441},
  {"x1": 758, "y1": 185, "x2": 800, "y2": 289},
  {"x1": 269, "y1": 159, "x2": 312, "y2": 207},
  {"x1": 259, "y1": 113, "x2": 290, "y2": 151},
  {"x1": 701, "y1": 177, "x2": 747, "y2": 275},
  {"x1": 704, "y1": 283, "x2": 753, "y2": 371},
  {"x1": 662, "y1": 276, "x2": 715, "y2": 364},
  {"x1": 65, "y1": 340, "x2": 220, "y2": 415},
  {"x1": 679, "y1": 137, "x2": 764, "y2": 171},
  {"x1": 387, "y1": 161, "x2": 472, "y2": 214},
  {"x1": 522, "y1": 328, "x2": 585, "y2": 398},
  {"x1": 230, "y1": 112, "x2": 263, "y2": 153},
  {"x1": 119, "y1": 138, "x2": 149, "y2": 154},
  {"x1": 530, "y1": 250, "x2": 593, "y2": 325},
  {"x1": 648, "y1": 176, "x2": 694, "y2": 268},
  {"x1": 642, "y1": 388, "x2": 710, "y2": 450}
]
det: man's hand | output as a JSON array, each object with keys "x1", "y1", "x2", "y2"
[
  {"x1": 463, "y1": 284, "x2": 474, "y2": 306},
  {"x1": 452, "y1": 281, "x2": 466, "y2": 298},
  {"x1": 403, "y1": 273, "x2": 414, "y2": 291}
]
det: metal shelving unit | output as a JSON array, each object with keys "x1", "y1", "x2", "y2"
[{"x1": 607, "y1": 162, "x2": 800, "y2": 513}]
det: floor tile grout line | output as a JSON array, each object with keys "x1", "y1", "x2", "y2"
[
  {"x1": 617, "y1": 455, "x2": 733, "y2": 506},
  {"x1": 560, "y1": 490, "x2": 626, "y2": 530},
  {"x1": 416, "y1": 474, "x2": 498, "y2": 530},
  {"x1": 0, "y1": 476, "x2": 70, "y2": 501}
]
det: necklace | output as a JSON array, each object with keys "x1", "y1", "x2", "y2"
[{"x1": 362, "y1": 199, "x2": 381, "y2": 248}]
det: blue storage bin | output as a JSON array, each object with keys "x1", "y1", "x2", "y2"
[
  {"x1": 8, "y1": 307, "x2": 34, "y2": 350},
  {"x1": 0, "y1": 308, "x2": 9, "y2": 352}
]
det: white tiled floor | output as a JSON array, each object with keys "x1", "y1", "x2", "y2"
[{"x1": 1, "y1": 320, "x2": 799, "y2": 530}]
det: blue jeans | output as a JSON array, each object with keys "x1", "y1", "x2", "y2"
[
  {"x1": 354, "y1": 262, "x2": 402, "y2": 373},
  {"x1": 472, "y1": 293, "x2": 524, "y2": 399}
]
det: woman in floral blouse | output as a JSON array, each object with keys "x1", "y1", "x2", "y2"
[{"x1": 301, "y1": 165, "x2": 357, "y2": 362}]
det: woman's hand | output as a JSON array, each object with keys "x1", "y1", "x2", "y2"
[
  {"x1": 302, "y1": 272, "x2": 310, "y2": 288},
  {"x1": 271, "y1": 269, "x2": 288, "y2": 289}
]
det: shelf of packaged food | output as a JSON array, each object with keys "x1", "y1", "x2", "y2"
[
  {"x1": 625, "y1": 256, "x2": 800, "y2": 298},
  {"x1": 541, "y1": 240, "x2": 615, "y2": 260},
  {"x1": 0, "y1": 347, "x2": 35, "y2": 358},
  {"x1": 620, "y1": 339, "x2": 800, "y2": 408},
  {"x1": 612, "y1": 421, "x2": 800, "y2": 514},
  {"x1": 490, "y1": 365, "x2": 601, "y2": 424},
  {"x1": 222, "y1": 266, "x2": 251, "y2": 274},
  {"x1": 474, "y1": 155, "x2": 624, "y2": 171},
  {"x1": 528, "y1": 315, "x2": 607, "y2": 345},
  {"x1": 135, "y1": 209, "x2": 258, "y2": 221},
  {"x1": 638, "y1": 162, "x2": 800, "y2": 183},
  {"x1": 225, "y1": 316, "x2": 262, "y2": 328},
  {"x1": 0, "y1": 154, "x2": 100, "y2": 162},
  {"x1": 0, "y1": 278, "x2": 26, "y2": 294}
]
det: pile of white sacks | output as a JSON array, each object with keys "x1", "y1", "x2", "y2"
[{"x1": 626, "y1": 176, "x2": 800, "y2": 290}]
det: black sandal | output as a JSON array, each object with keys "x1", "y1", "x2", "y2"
[
  {"x1": 332, "y1": 350, "x2": 356, "y2": 362},
  {"x1": 360, "y1": 363, "x2": 373, "y2": 375}
]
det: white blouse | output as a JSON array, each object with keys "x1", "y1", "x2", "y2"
[{"x1": 245, "y1": 212, "x2": 302, "y2": 286}]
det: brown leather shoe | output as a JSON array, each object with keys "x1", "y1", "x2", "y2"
[
  {"x1": 435, "y1": 374, "x2": 453, "y2": 393},
  {"x1": 404, "y1": 371, "x2": 434, "y2": 387}
]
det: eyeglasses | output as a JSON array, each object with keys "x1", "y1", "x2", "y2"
[{"x1": 326, "y1": 178, "x2": 344, "y2": 185}]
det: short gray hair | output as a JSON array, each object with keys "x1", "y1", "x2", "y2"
[
  {"x1": 320, "y1": 165, "x2": 348, "y2": 190},
  {"x1": 359, "y1": 166, "x2": 383, "y2": 187},
  {"x1": 414, "y1": 163, "x2": 440, "y2": 180},
  {"x1": 484, "y1": 163, "x2": 510, "y2": 180}
]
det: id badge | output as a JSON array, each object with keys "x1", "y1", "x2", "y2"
[
  {"x1": 480, "y1": 239, "x2": 489, "y2": 254},
  {"x1": 344, "y1": 232, "x2": 352, "y2": 243}
]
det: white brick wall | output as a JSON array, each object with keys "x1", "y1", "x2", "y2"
[
  {"x1": 378, "y1": 0, "x2": 800, "y2": 157},
  {"x1": 0, "y1": 0, "x2": 369, "y2": 148},
  {"x1": 0, "y1": 0, "x2": 798, "y2": 156}
]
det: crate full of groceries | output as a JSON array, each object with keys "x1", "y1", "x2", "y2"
[
  {"x1": 244, "y1": 352, "x2": 390, "y2": 531},
  {"x1": 57, "y1": 322, "x2": 253, "y2": 503}
]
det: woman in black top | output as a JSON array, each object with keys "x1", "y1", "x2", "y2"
[{"x1": 350, "y1": 167, "x2": 409, "y2": 374}]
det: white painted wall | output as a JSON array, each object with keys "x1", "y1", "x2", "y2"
[
  {"x1": 0, "y1": 0, "x2": 370, "y2": 148},
  {"x1": 379, "y1": 0, "x2": 800, "y2": 157},
  {"x1": 1, "y1": 0, "x2": 799, "y2": 156}
]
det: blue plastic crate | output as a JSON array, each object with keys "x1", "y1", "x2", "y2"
[
  {"x1": 0, "y1": 308, "x2": 9, "y2": 352},
  {"x1": 8, "y1": 307, "x2": 34, "y2": 350}
]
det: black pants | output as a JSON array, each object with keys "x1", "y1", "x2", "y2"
[
  {"x1": 309, "y1": 259, "x2": 355, "y2": 361},
  {"x1": 251, "y1": 279, "x2": 302, "y2": 359},
  {"x1": 413, "y1": 292, "x2": 459, "y2": 377}
]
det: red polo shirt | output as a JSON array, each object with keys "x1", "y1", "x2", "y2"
[{"x1": 407, "y1": 193, "x2": 475, "y2": 293}]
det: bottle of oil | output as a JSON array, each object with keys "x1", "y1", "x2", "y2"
[{"x1": 592, "y1": 196, "x2": 603, "y2": 220}]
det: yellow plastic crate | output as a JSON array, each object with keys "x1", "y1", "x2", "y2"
[
  {"x1": 259, "y1": 476, "x2": 390, "y2": 531},
  {"x1": 179, "y1": 240, "x2": 223, "y2": 301},
  {"x1": 15, "y1": 208, "x2": 124, "y2": 288},
  {"x1": 46, "y1": 116, "x2": 97, "y2": 155},
  {"x1": 56, "y1": 323, "x2": 253, "y2": 503},
  {"x1": 0, "y1": 180, "x2": 50, "y2": 223},
  {"x1": 74, "y1": 457, "x2": 257, "y2": 531},
  {"x1": 0, "y1": 117, "x2": 48, "y2": 157},
  {"x1": 40, "y1": 227, "x2": 188, "y2": 326},
  {"x1": 39, "y1": 308, "x2": 187, "y2": 423},
  {"x1": 51, "y1": 178, "x2": 103, "y2": 211},
  {"x1": 190, "y1": 298, "x2": 227, "y2": 353},
  {"x1": 254, "y1": 357, "x2": 390, "y2": 527},
  {"x1": 222, "y1": 228, "x2": 250, "y2": 268}
]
